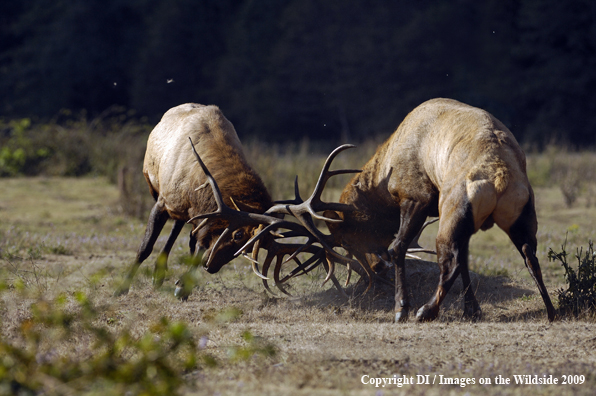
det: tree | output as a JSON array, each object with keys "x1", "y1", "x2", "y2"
[{"x1": 514, "y1": 0, "x2": 596, "y2": 146}]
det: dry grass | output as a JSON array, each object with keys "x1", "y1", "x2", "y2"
[{"x1": 1, "y1": 173, "x2": 596, "y2": 395}]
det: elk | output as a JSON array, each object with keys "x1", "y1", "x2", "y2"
[
  {"x1": 250, "y1": 98, "x2": 556, "y2": 322},
  {"x1": 114, "y1": 103, "x2": 275, "y2": 297}
]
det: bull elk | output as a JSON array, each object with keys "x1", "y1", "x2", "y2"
[
  {"x1": 114, "y1": 103, "x2": 275, "y2": 297},
  {"x1": 250, "y1": 98, "x2": 556, "y2": 322}
]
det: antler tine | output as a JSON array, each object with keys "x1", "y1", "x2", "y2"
[
  {"x1": 233, "y1": 210, "x2": 352, "y2": 270},
  {"x1": 260, "y1": 241, "x2": 327, "y2": 295},
  {"x1": 274, "y1": 176, "x2": 303, "y2": 205},
  {"x1": 280, "y1": 238, "x2": 318, "y2": 265},
  {"x1": 189, "y1": 137, "x2": 288, "y2": 228},
  {"x1": 188, "y1": 137, "x2": 229, "y2": 217},
  {"x1": 278, "y1": 248, "x2": 326, "y2": 283},
  {"x1": 205, "y1": 227, "x2": 230, "y2": 268},
  {"x1": 234, "y1": 220, "x2": 317, "y2": 257},
  {"x1": 309, "y1": 144, "x2": 361, "y2": 204},
  {"x1": 260, "y1": 240, "x2": 316, "y2": 295},
  {"x1": 273, "y1": 255, "x2": 293, "y2": 296},
  {"x1": 345, "y1": 261, "x2": 352, "y2": 287},
  {"x1": 322, "y1": 257, "x2": 348, "y2": 298},
  {"x1": 407, "y1": 217, "x2": 439, "y2": 256},
  {"x1": 240, "y1": 252, "x2": 269, "y2": 280},
  {"x1": 321, "y1": 255, "x2": 335, "y2": 286},
  {"x1": 261, "y1": 248, "x2": 279, "y2": 296},
  {"x1": 266, "y1": 144, "x2": 361, "y2": 222}
]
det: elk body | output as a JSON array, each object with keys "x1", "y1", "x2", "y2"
[
  {"x1": 114, "y1": 103, "x2": 273, "y2": 296},
  {"x1": 324, "y1": 98, "x2": 555, "y2": 322}
]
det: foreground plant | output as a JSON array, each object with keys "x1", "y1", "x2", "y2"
[
  {"x1": 549, "y1": 240, "x2": 596, "y2": 317},
  {"x1": 0, "y1": 285, "x2": 275, "y2": 396}
]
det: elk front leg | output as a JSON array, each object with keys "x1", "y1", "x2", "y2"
[
  {"x1": 174, "y1": 232, "x2": 204, "y2": 300},
  {"x1": 115, "y1": 201, "x2": 169, "y2": 296},
  {"x1": 152, "y1": 219, "x2": 185, "y2": 288},
  {"x1": 387, "y1": 200, "x2": 429, "y2": 323}
]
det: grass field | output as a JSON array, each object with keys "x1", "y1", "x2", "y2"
[{"x1": 1, "y1": 161, "x2": 596, "y2": 395}]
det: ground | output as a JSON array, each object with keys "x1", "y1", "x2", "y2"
[{"x1": 1, "y1": 177, "x2": 595, "y2": 395}]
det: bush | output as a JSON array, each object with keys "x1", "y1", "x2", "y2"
[
  {"x1": 548, "y1": 240, "x2": 596, "y2": 317},
  {"x1": 0, "y1": 119, "x2": 50, "y2": 176},
  {"x1": 0, "y1": 109, "x2": 155, "y2": 218},
  {"x1": 526, "y1": 146, "x2": 596, "y2": 208},
  {"x1": 0, "y1": 283, "x2": 276, "y2": 396},
  {"x1": 0, "y1": 291, "x2": 200, "y2": 396}
]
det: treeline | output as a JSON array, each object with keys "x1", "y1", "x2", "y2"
[{"x1": 1, "y1": 0, "x2": 595, "y2": 145}]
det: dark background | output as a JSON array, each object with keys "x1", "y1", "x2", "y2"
[{"x1": 1, "y1": 0, "x2": 595, "y2": 145}]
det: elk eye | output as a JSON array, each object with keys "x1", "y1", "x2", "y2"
[{"x1": 233, "y1": 230, "x2": 245, "y2": 241}]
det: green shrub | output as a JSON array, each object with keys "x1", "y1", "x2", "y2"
[
  {"x1": 548, "y1": 240, "x2": 596, "y2": 317},
  {"x1": 0, "y1": 288, "x2": 276, "y2": 396},
  {"x1": 0, "y1": 119, "x2": 50, "y2": 176}
]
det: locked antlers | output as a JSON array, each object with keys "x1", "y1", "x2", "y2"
[
  {"x1": 189, "y1": 138, "x2": 436, "y2": 296},
  {"x1": 186, "y1": 138, "x2": 350, "y2": 290}
]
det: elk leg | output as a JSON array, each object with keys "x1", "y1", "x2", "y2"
[
  {"x1": 152, "y1": 219, "x2": 185, "y2": 288},
  {"x1": 460, "y1": 260, "x2": 482, "y2": 320},
  {"x1": 115, "y1": 201, "x2": 169, "y2": 296},
  {"x1": 417, "y1": 198, "x2": 477, "y2": 321},
  {"x1": 387, "y1": 200, "x2": 429, "y2": 323},
  {"x1": 189, "y1": 230, "x2": 198, "y2": 255},
  {"x1": 174, "y1": 233, "x2": 205, "y2": 301},
  {"x1": 507, "y1": 202, "x2": 556, "y2": 321}
]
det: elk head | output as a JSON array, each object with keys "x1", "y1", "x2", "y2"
[
  {"x1": 185, "y1": 138, "x2": 340, "y2": 286},
  {"x1": 237, "y1": 144, "x2": 437, "y2": 295}
]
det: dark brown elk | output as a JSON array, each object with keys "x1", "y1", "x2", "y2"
[
  {"x1": 256, "y1": 98, "x2": 556, "y2": 322},
  {"x1": 114, "y1": 103, "x2": 275, "y2": 297}
]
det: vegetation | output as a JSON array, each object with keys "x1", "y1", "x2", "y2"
[
  {"x1": 2, "y1": 0, "x2": 596, "y2": 146},
  {"x1": 1, "y1": 143, "x2": 596, "y2": 394},
  {"x1": 2, "y1": 2, "x2": 595, "y2": 393},
  {"x1": 0, "y1": 286, "x2": 275, "y2": 396},
  {"x1": 549, "y1": 240, "x2": 596, "y2": 317},
  {"x1": 3, "y1": 115, "x2": 596, "y2": 219}
]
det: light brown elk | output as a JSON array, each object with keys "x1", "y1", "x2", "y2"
[
  {"x1": 114, "y1": 103, "x2": 275, "y2": 297},
  {"x1": 255, "y1": 98, "x2": 556, "y2": 322}
]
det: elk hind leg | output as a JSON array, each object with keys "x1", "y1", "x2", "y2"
[
  {"x1": 115, "y1": 201, "x2": 169, "y2": 296},
  {"x1": 417, "y1": 199, "x2": 478, "y2": 321},
  {"x1": 505, "y1": 201, "x2": 556, "y2": 321}
]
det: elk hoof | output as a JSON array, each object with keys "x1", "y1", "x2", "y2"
[
  {"x1": 152, "y1": 275, "x2": 165, "y2": 289},
  {"x1": 394, "y1": 299, "x2": 409, "y2": 322},
  {"x1": 174, "y1": 279, "x2": 190, "y2": 301},
  {"x1": 394, "y1": 310, "x2": 409, "y2": 323},
  {"x1": 463, "y1": 303, "x2": 482, "y2": 321},
  {"x1": 416, "y1": 305, "x2": 439, "y2": 322},
  {"x1": 113, "y1": 284, "x2": 130, "y2": 297}
]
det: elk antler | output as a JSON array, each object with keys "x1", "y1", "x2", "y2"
[
  {"x1": 187, "y1": 137, "x2": 293, "y2": 278},
  {"x1": 246, "y1": 144, "x2": 362, "y2": 264},
  {"x1": 405, "y1": 218, "x2": 438, "y2": 259},
  {"x1": 266, "y1": 144, "x2": 361, "y2": 221},
  {"x1": 242, "y1": 144, "x2": 438, "y2": 295},
  {"x1": 187, "y1": 138, "x2": 337, "y2": 282},
  {"x1": 234, "y1": 144, "x2": 391, "y2": 294}
]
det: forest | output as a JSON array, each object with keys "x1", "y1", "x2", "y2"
[{"x1": 1, "y1": 0, "x2": 596, "y2": 145}]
